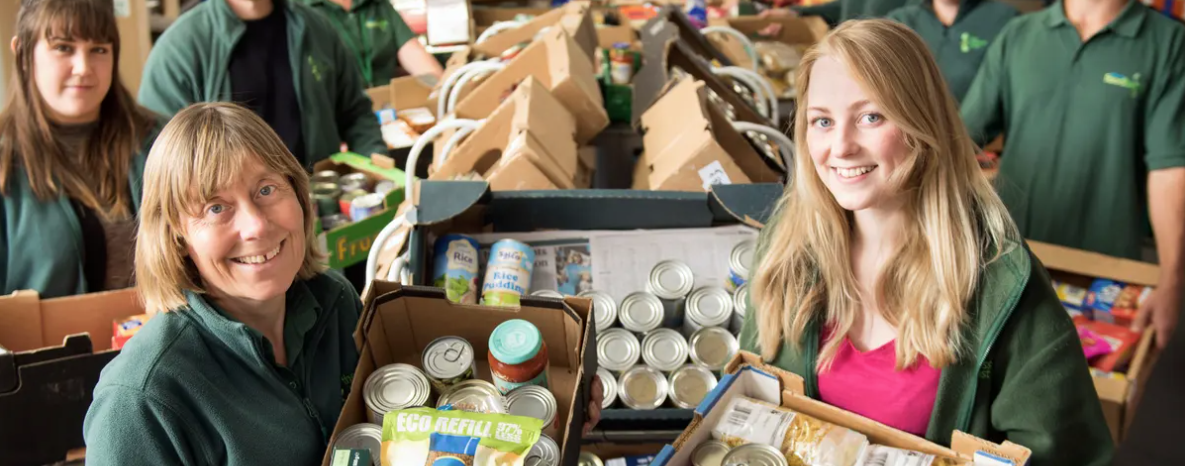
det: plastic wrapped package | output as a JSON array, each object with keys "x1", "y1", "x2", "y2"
[
  {"x1": 712, "y1": 397, "x2": 869, "y2": 466},
  {"x1": 381, "y1": 407, "x2": 543, "y2": 466}
]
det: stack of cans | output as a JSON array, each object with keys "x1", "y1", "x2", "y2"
[{"x1": 309, "y1": 169, "x2": 395, "y2": 231}]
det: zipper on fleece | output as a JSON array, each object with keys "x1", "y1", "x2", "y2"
[{"x1": 955, "y1": 262, "x2": 1030, "y2": 432}]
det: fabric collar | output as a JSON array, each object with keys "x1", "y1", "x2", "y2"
[{"x1": 1044, "y1": 0, "x2": 1146, "y2": 38}]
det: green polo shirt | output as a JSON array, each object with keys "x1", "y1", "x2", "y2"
[
  {"x1": 793, "y1": 0, "x2": 911, "y2": 26},
  {"x1": 303, "y1": 0, "x2": 418, "y2": 88},
  {"x1": 961, "y1": 0, "x2": 1185, "y2": 259},
  {"x1": 887, "y1": 0, "x2": 1018, "y2": 102}
]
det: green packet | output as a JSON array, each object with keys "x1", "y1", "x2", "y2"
[{"x1": 380, "y1": 407, "x2": 544, "y2": 466}]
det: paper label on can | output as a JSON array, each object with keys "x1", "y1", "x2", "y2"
[
  {"x1": 698, "y1": 161, "x2": 732, "y2": 190},
  {"x1": 434, "y1": 238, "x2": 480, "y2": 304},
  {"x1": 492, "y1": 365, "x2": 550, "y2": 396}
]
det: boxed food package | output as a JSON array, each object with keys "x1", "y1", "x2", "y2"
[
  {"x1": 319, "y1": 283, "x2": 596, "y2": 466},
  {"x1": 651, "y1": 351, "x2": 1032, "y2": 466},
  {"x1": 455, "y1": 28, "x2": 609, "y2": 144},
  {"x1": 636, "y1": 77, "x2": 782, "y2": 191},
  {"x1": 0, "y1": 289, "x2": 144, "y2": 465},
  {"x1": 112, "y1": 313, "x2": 151, "y2": 350},
  {"x1": 1073, "y1": 316, "x2": 1143, "y2": 373},
  {"x1": 432, "y1": 77, "x2": 580, "y2": 191},
  {"x1": 1084, "y1": 279, "x2": 1151, "y2": 326},
  {"x1": 472, "y1": 2, "x2": 599, "y2": 64}
]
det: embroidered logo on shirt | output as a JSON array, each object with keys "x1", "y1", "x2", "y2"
[
  {"x1": 960, "y1": 33, "x2": 989, "y2": 53},
  {"x1": 365, "y1": 18, "x2": 389, "y2": 30},
  {"x1": 308, "y1": 55, "x2": 324, "y2": 82},
  {"x1": 1103, "y1": 72, "x2": 1142, "y2": 98},
  {"x1": 979, "y1": 361, "x2": 992, "y2": 380}
]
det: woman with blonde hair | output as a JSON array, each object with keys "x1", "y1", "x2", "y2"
[
  {"x1": 83, "y1": 103, "x2": 362, "y2": 465},
  {"x1": 738, "y1": 19, "x2": 1112, "y2": 464}
]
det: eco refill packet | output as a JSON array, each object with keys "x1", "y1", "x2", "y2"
[{"x1": 381, "y1": 407, "x2": 544, "y2": 466}]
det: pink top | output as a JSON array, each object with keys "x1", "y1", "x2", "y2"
[{"x1": 816, "y1": 336, "x2": 942, "y2": 436}]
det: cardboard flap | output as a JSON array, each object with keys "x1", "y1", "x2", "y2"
[
  {"x1": 707, "y1": 183, "x2": 782, "y2": 228},
  {"x1": 0, "y1": 290, "x2": 45, "y2": 353},
  {"x1": 390, "y1": 75, "x2": 437, "y2": 114},
  {"x1": 472, "y1": 3, "x2": 598, "y2": 63},
  {"x1": 648, "y1": 6, "x2": 731, "y2": 67},
  {"x1": 1028, "y1": 241, "x2": 1159, "y2": 287},
  {"x1": 414, "y1": 181, "x2": 491, "y2": 224},
  {"x1": 0, "y1": 288, "x2": 143, "y2": 353},
  {"x1": 724, "y1": 351, "x2": 806, "y2": 395},
  {"x1": 951, "y1": 431, "x2": 1032, "y2": 465}
]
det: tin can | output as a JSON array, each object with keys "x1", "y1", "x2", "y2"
[
  {"x1": 610, "y1": 43, "x2": 634, "y2": 85},
  {"x1": 721, "y1": 443, "x2": 788, "y2": 466},
  {"x1": 422, "y1": 336, "x2": 477, "y2": 393},
  {"x1": 618, "y1": 365, "x2": 668, "y2": 410},
  {"x1": 363, "y1": 363, "x2": 430, "y2": 425},
  {"x1": 435, "y1": 379, "x2": 505, "y2": 414},
  {"x1": 578, "y1": 452, "x2": 604, "y2": 466},
  {"x1": 683, "y1": 287, "x2": 733, "y2": 338},
  {"x1": 339, "y1": 189, "x2": 368, "y2": 217},
  {"x1": 432, "y1": 234, "x2": 481, "y2": 304},
  {"x1": 648, "y1": 261, "x2": 694, "y2": 328},
  {"x1": 531, "y1": 289, "x2": 565, "y2": 299},
  {"x1": 730, "y1": 283, "x2": 749, "y2": 335},
  {"x1": 597, "y1": 328, "x2": 641, "y2": 373},
  {"x1": 641, "y1": 328, "x2": 689, "y2": 373},
  {"x1": 525, "y1": 433, "x2": 560, "y2": 466},
  {"x1": 688, "y1": 326, "x2": 739, "y2": 372},
  {"x1": 618, "y1": 291, "x2": 663, "y2": 336},
  {"x1": 691, "y1": 439, "x2": 731, "y2": 466},
  {"x1": 350, "y1": 193, "x2": 385, "y2": 222},
  {"x1": 667, "y1": 364, "x2": 718, "y2": 409},
  {"x1": 311, "y1": 170, "x2": 340, "y2": 185},
  {"x1": 727, "y1": 240, "x2": 755, "y2": 292},
  {"x1": 312, "y1": 182, "x2": 342, "y2": 218},
  {"x1": 505, "y1": 385, "x2": 558, "y2": 429},
  {"x1": 374, "y1": 179, "x2": 397, "y2": 196},
  {"x1": 481, "y1": 239, "x2": 535, "y2": 306},
  {"x1": 578, "y1": 290, "x2": 618, "y2": 333},
  {"x1": 340, "y1": 172, "x2": 372, "y2": 192},
  {"x1": 597, "y1": 367, "x2": 618, "y2": 409},
  {"x1": 333, "y1": 423, "x2": 382, "y2": 466},
  {"x1": 321, "y1": 213, "x2": 351, "y2": 231}
]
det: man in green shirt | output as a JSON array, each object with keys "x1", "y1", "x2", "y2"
[
  {"x1": 887, "y1": 0, "x2": 1018, "y2": 102},
  {"x1": 302, "y1": 0, "x2": 443, "y2": 88},
  {"x1": 961, "y1": 0, "x2": 1185, "y2": 346},
  {"x1": 764, "y1": 0, "x2": 910, "y2": 27}
]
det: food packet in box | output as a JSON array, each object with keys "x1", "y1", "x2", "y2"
[
  {"x1": 712, "y1": 397, "x2": 869, "y2": 466},
  {"x1": 381, "y1": 407, "x2": 543, "y2": 466},
  {"x1": 856, "y1": 444, "x2": 961, "y2": 466}
]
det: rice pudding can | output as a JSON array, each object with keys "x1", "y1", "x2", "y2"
[
  {"x1": 432, "y1": 234, "x2": 481, "y2": 304},
  {"x1": 481, "y1": 239, "x2": 535, "y2": 306}
]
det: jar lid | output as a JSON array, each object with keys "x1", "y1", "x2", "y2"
[{"x1": 489, "y1": 319, "x2": 543, "y2": 365}]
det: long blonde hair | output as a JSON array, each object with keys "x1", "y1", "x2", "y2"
[
  {"x1": 135, "y1": 103, "x2": 326, "y2": 314},
  {"x1": 750, "y1": 20, "x2": 1018, "y2": 371}
]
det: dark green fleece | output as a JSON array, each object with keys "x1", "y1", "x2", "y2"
[
  {"x1": 739, "y1": 230, "x2": 1113, "y2": 464},
  {"x1": 138, "y1": 0, "x2": 385, "y2": 167},
  {"x1": 887, "y1": 0, "x2": 1018, "y2": 102},
  {"x1": 0, "y1": 116, "x2": 165, "y2": 298},
  {"x1": 83, "y1": 272, "x2": 362, "y2": 466}
]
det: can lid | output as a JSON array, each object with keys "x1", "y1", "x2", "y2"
[
  {"x1": 648, "y1": 261, "x2": 695, "y2": 299},
  {"x1": 489, "y1": 319, "x2": 543, "y2": 365},
  {"x1": 438, "y1": 379, "x2": 505, "y2": 413},
  {"x1": 668, "y1": 365, "x2": 718, "y2": 409},
  {"x1": 618, "y1": 291, "x2": 663, "y2": 333},
  {"x1": 688, "y1": 327, "x2": 739, "y2": 370},
  {"x1": 422, "y1": 336, "x2": 474, "y2": 380},
  {"x1": 365, "y1": 364, "x2": 429, "y2": 411},
  {"x1": 531, "y1": 289, "x2": 565, "y2": 299},
  {"x1": 730, "y1": 240, "x2": 756, "y2": 277},
  {"x1": 642, "y1": 328, "x2": 689, "y2": 372},
  {"x1": 353, "y1": 193, "x2": 385, "y2": 208},
  {"x1": 596, "y1": 367, "x2": 618, "y2": 409},
  {"x1": 312, "y1": 182, "x2": 341, "y2": 194},
  {"x1": 722, "y1": 443, "x2": 788, "y2": 466},
  {"x1": 691, "y1": 440, "x2": 731, "y2": 466},
  {"x1": 334, "y1": 423, "x2": 382, "y2": 465},
  {"x1": 313, "y1": 170, "x2": 340, "y2": 180},
  {"x1": 578, "y1": 452, "x2": 604, "y2": 466},
  {"x1": 505, "y1": 385, "x2": 557, "y2": 427},
  {"x1": 525, "y1": 434, "x2": 560, "y2": 466},
  {"x1": 619, "y1": 365, "x2": 668, "y2": 410},
  {"x1": 597, "y1": 328, "x2": 641, "y2": 372},
  {"x1": 578, "y1": 290, "x2": 618, "y2": 331},
  {"x1": 733, "y1": 283, "x2": 749, "y2": 317},
  {"x1": 687, "y1": 287, "x2": 733, "y2": 327}
]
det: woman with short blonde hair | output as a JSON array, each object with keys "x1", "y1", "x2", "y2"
[
  {"x1": 739, "y1": 19, "x2": 1112, "y2": 464},
  {"x1": 84, "y1": 102, "x2": 362, "y2": 466}
]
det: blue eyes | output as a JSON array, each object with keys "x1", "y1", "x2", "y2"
[
  {"x1": 810, "y1": 113, "x2": 884, "y2": 128},
  {"x1": 862, "y1": 114, "x2": 883, "y2": 124},
  {"x1": 260, "y1": 185, "x2": 275, "y2": 196},
  {"x1": 204, "y1": 185, "x2": 279, "y2": 216},
  {"x1": 208, "y1": 204, "x2": 225, "y2": 215}
]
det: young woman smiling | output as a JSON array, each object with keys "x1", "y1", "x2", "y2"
[
  {"x1": 738, "y1": 20, "x2": 1113, "y2": 464},
  {"x1": 0, "y1": 0, "x2": 163, "y2": 298}
]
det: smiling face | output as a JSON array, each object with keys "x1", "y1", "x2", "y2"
[
  {"x1": 182, "y1": 156, "x2": 306, "y2": 306},
  {"x1": 30, "y1": 34, "x2": 113, "y2": 124},
  {"x1": 804, "y1": 56, "x2": 911, "y2": 213}
]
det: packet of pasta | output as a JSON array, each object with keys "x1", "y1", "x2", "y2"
[
  {"x1": 712, "y1": 397, "x2": 869, "y2": 466},
  {"x1": 381, "y1": 407, "x2": 544, "y2": 466},
  {"x1": 855, "y1": 444, "x2": 965, "y2": 466}
]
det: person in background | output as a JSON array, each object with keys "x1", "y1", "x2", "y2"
[
  {"x1": 960, "y1": 0, "x2": 1185, "y2": 347},
  {"x1": 886, "y1": 0, "x2": 1018, "y2": 102},
  {"x1": 138, "y1": 0, "x2": 386, "y2": 168},
  {"x1": 762, "y1": 0, "x2": 909, "y2": 27},
  {"x1": 740, "y1": 20, "x2": 1112, "y2": 464},
  {"x1": 84, "y1": 103, "x2": 364, "y2": 465},
  {"x1": 302, "y1": 0, "x2": 443, "y2": 87},
  {"x1": 0, "y1": 0, "x2": 163, "y2": 298}
]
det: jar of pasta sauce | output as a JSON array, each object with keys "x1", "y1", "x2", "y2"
[{"x1": 488, "y1": 319, "x2": 549, "y2": 395}]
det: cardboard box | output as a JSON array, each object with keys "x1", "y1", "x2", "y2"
[
  {"x1": 597, "y1": 24, "x2": 640, "y2": 50},
  {"x1": 472, "y1": 6, "x2": 550, "y2": 28},
  {"x1": 456, "y1": 28, "x2": 609, "y2": 144},
  {"x1": 1027, "y1": 240, "x2": 1160, "y2": 442},
  {"x1": 473, "y1": 2, "x2": 599, "y2": 64},
  {"x1": 704, "y1": 16, "x2": 828, "y2": 73},
  {"x1": 433, "y1": 77, "x2": 579, "y2": 190},
  {"x1": 638, "y1": 77, "x2": 782, "y2": 191},
  {"x1": 0, "y1": 289, "x2": 144, "y2": 466},
  {"x1": 653, "y1": 351, "x2": 1032, "y2": 465},
  {"x1": 321, "y1": 283, "x2": 596, "y2": 466},
  {"x1": 313, "y1": 153, "x2": 407, "y2": 269}
]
